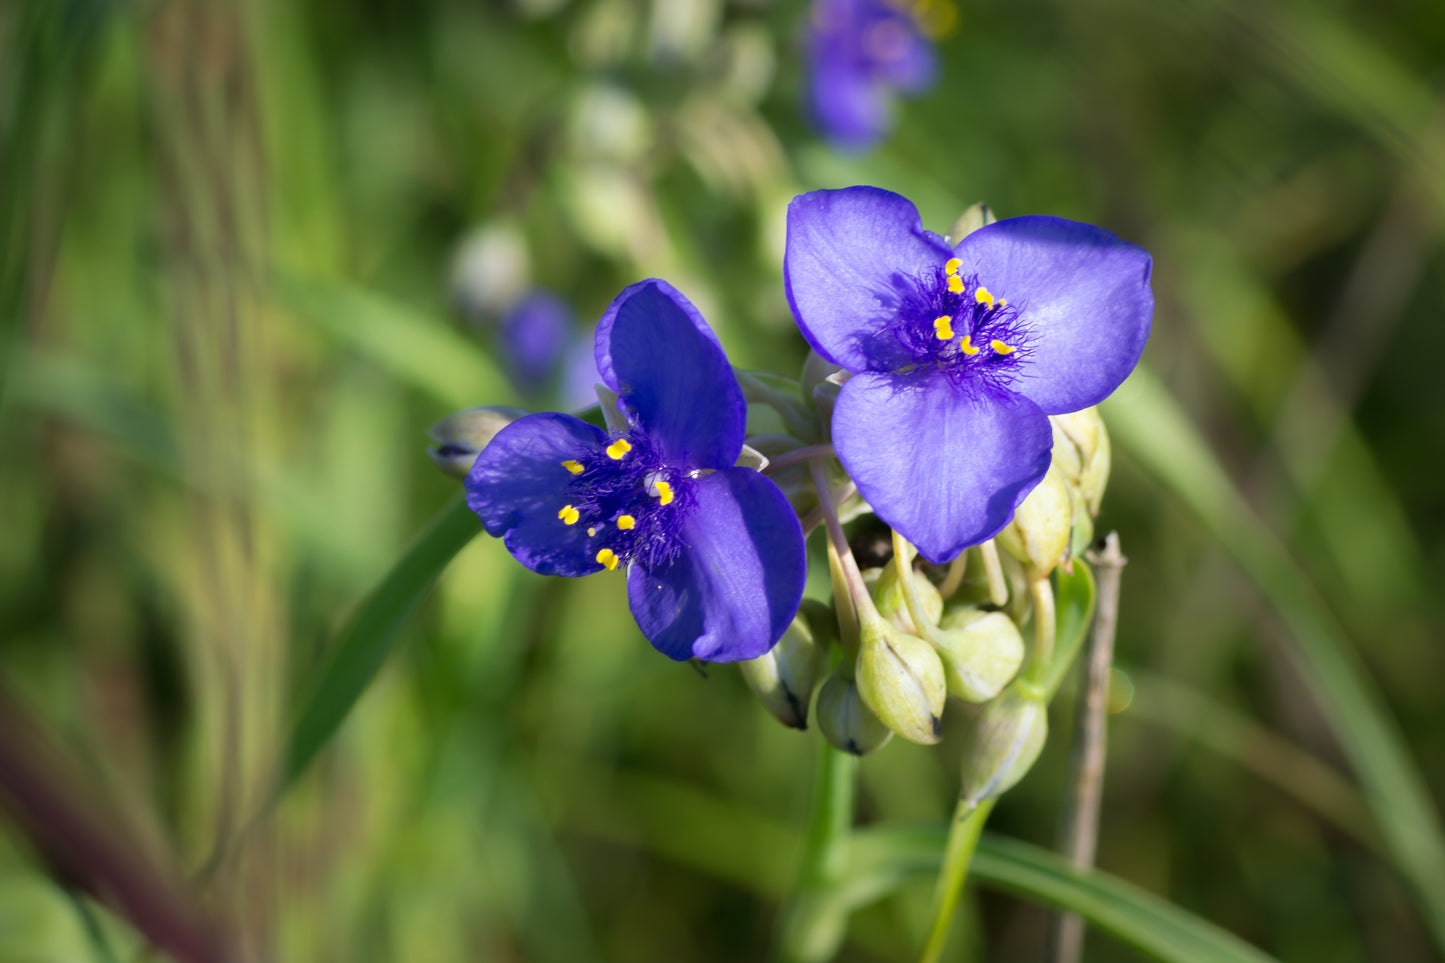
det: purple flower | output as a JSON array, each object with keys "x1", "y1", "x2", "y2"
[
  {"x1": 784, "y1": 187, "x2": 1153, "y2": 564},
  {"x1": 499, "y1": 291, "x2": 574, "y2": 397},
  {"x1": 806, "y1": 0, "x2": 937, "y2": 151},
  {"x1": 466, "y1": 280, "x2": 808, "y2": 662}
]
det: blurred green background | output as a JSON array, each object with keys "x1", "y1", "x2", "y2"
[{"x1": 2, "y1": 0, "x2": 1444, "y2": 960}]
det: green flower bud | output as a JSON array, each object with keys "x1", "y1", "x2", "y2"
[
  {"x1": 995, "y1": 464, "x2": 1072, "y2": 577},
  {"x1": 427, "y1": 405, "x2": 529, "y2": 479},
  {"x1": 934, "y1": 608, "x2": 1026, "y2": 703},
  {"x1": 948, "y1": 202, "x2": 997, "y2": 243},
  {"x1": 816, "y1": 670, "x2": 892, "y2": 755},
  {"x1": 1051, "y1": 407, "x2": 1110, "y2": 515},
  {"x1": 855, "y1": 615, "x2": 946, "y2": 745},
  {"x1": 867, "y1": 556, "x2": 943, "y2": 633},
  {"x1": 451, "y1": 222, "x2": 529, "y2": 321},
  {"x1": 959, "y1": 682, "x2": 1048, "y2": 805},
  {"x1": 739, "y1": 602, "x2": 832, "y2": 730}
]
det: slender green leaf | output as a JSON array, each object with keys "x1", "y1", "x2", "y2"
[
  {"x1": 283, "y1": 496, "x2": 480, "y2": 787},
  {"x1": 1104, "y1": 367, "x2": 1445, "y2": 950},
  {"x1": 849, "y1": 828, "x2": 1278, "y2": 963}
]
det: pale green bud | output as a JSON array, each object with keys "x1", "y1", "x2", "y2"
[
  {"x1": 995, "y1": 464, "x2": 1072, "y2": 577},
  {"x1": 1077, "y1": 415, "x2": 1111, "y2": 516},
  {"x1": 948, "y1": 202, "x2": 997, "y2": 243},
  {"x1": 427, "y1": 406, "x2": 529, "y2": 479},
  {"x1": 855, "y1": 616, "x2": 946, "y2": 745},
  {"x1": 934, "y1": 608, "x2": 1026, "y2": 703},
  {"x1": 959, "y1": 683, "x2": 1048, "y2": 805},
  {"x1": 739, "y1": 601, "x2": 832, "y2": 730},
  {"x1": 450, "y1": 222, "x2": 529, "y2": 321},
  {"x1": 1051, "y1": 407, "x2": 1110, "y2": 515},
  {"x1": 816, "y1": 670, "x2": 892, "y2": 755},
  {"x1": 867, "y1": 556, "x2": 942, "y2": 633}
]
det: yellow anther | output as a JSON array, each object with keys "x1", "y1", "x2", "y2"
[
  {"x1": 959, "y1": 335, "x2": 980, "y2": 356},
  {"x1": 596, "y1": 548, "x2": 620, "y2": 571},
  {"x1": 558, "y1": 505, "x2": 580, "y2": 525},
  {"x1": 933, "y1": 315, "x2": 954, "y2": 340},
  {"x1": 974, "y1": 286, "x2": 995, "y2": 308},
  {"x1": 587, "y1": 526, "x2": 598, "y2": 536},
  {"x1": 944, "y1": 257, "x2": 962, "y2": 276},
  {"x1": 946, "y1": 275, "x2": 964, "y2": 294},
  {"x1": 653, "y1": 480, "x2": 675, "y2": 506},
  {"x1": 561, "y1": 459, "x2": 584, "y2": 475},
  {"x1": 990, "y1": 339, "x2": 1016, "y2": 355},
  {"x1": 606, "y1": 438, "x2": 632, "y2": 460},
  {"x1": 616, "y1": 514, "x2": 636, "y2": 530}
]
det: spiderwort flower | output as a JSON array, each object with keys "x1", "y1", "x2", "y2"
[
  {"x1": 466, "y1": 280, "x2": 807, "y2": 662},
  {"x1": 806, "y1": 0, "x2": 938, "y2": 151},
  {"x1": 784, "y1": 187, "x2": 1153, "y2": 563}
]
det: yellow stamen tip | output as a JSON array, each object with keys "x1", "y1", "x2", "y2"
[
  {"x1": 558, "y1": 505, "x2": 580, "y2": 525},
  {"x1": 587, "y1": 526, "x2": 598, "y2": 536},
  {"x1": 616, "y1": 514, "x2": 636, "y2": 530},
  {"x1": 946, "y1": 275, "x2": 964, "y2": 294},
  {"x1": 932, "y1": 315, "x2": 954, "y2": 340},
  {"x1": 974, "y1": 286, "x2": 995, "y2": 308},
  {"x1": 990, "y1": 339, "x2": 1016, "y2": 355},
  {"x1": 605, "y1": 438, "x2": 632, "y2": 460},
  {"x1": 654, "y1": 480, "x2": 675, "y2": 506},
  {"x1": 596, "y1": 548, "x2": 619, "y2": 571},
  {"x1": 944, "y1": 257, "x2": 962, "y2": 276},
  {"x1": 959, "y1": 335, "x2": 980, "y2": 356},
  {"x1": 561, "y1": 459, "x2": 584, "y2": 475}
]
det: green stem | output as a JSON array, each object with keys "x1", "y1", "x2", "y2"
[
  {"x1": 1023, "y1": 574, "x2": 1057, "y2": 686},
  {"x1": 775, "y1": 740, "x2": 860, "y2": 963},
  {"x1": 919, "y1": 798, "x2": 998, "y2": 963}
]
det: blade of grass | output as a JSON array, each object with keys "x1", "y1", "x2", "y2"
[
  {"x1": 1104, "y1": 367, "x2": 1445, "y2": 950},
  {"x1": 282, "y1": 495, "x2": 480, "y2": 788}
]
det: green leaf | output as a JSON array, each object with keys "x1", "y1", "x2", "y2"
[
  {"x1": 282, "y1": 496, "x2": 480, "y2": 788},
  {"x1": 1104, "y1": 367, "x2": 1445, "y2": 951},
  {"x1": 848, "y1": 828, "x2": 1279, "y2": 963},
  {"x1": 1044, "y1": 559, "x2": 1097, "y2": 699}
]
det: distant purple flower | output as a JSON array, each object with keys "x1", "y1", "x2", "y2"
[
  {"x1": 784, "y1": 187, "x2": 1153, "y2": 563},
  {"x1": 806, "y1": 0, "x2": 937, "y2": 151},
  {"x1": 500, "y1": 291, "x2": 574, "y2": 397},
  {"x1": 467, "y1": 280, "x2": 807, "y2": 662}
]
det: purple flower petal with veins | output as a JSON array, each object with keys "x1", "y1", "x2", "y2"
[{"x1": 785, "y1": 186, "x2": 1153, "y2": 563}]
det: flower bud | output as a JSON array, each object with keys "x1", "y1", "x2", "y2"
[
  {"x1": 948, "y1": 202, "x2": 996, "y2": 243},
  {"x1": 451, "y1": 222, "x2": 529, "y2": 322},
  {"x1": 427, "y1": 406, "x2": 529, "y2": 479},
  {"x1": 855, "y1": 616, "x2": 946, "y2": 745},
  {"x1": 932, "y1": 608, "x2": 1025, "y2": 703},
  {"x1": 1051, "y1": 407, "x2": 1110, "y2": 515},
  {"x1": 816, "y1": 670, "x2": 892, "y2": 755},
  {"x1": 739, "y1": 602, "x2": 831, "y2": 730},
  {"x1": 868, "y1": 557, "x2": 942, "y2": 633},
  {"x1": 994, "y1": 464, "x2": 1072, "y2": 577},
  {"x1": 959, "y1": 682, "x2": 1048, "y2": 806}
]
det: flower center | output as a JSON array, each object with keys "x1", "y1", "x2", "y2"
[
  {"x1": 553, "y1": 431, "x2": 691, "y2": 571},
  {"x1": 889, "y1": 257, "x2": 1033, "y2": 395}
]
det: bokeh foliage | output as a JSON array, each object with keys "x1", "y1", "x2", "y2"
[{"x1": 2, "y1": 0, "x2": 1443, "y2": 960}]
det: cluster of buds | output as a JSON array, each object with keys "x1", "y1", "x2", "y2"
[{"x1": 737, "y1": 332, "x2": 1113, "y2": 813}]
